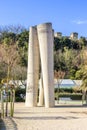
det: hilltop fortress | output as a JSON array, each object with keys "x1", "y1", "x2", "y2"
[{"x1": 54, "y1": 32, "x2": 87, "y2": 40}]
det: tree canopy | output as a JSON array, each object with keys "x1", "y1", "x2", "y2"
[{"x1": 0, "y1": 25, "x2": 87, "y2": 82}]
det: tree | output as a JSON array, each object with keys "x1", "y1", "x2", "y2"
[
  {"x1": 54, "y1": 70, "x2": 65, "y2": 103},
  {"x1": 0, "y1": 38, "x2": 19, "y2": 117},
  {"x1": 54, "y1": 50, "x2": 66, "y2": 71},
  {"x1": 79, "y1": 37, "x2": 87, "y2": 48},
  {"x1": 81, "y1": 67, "x2": 87, "y2": 105},
  {"x1": 80, "y1": 48, "x2": 87, "y2": 104},
  {"x1": 0, "y1": 38, "x2": 19, "y2": 77},
  {"x1": 17, "y1": 30, "x2": 29, "y2": 67},
  {"x1": 11, "y1": 65, "x2": 27, "y2": 80},
  {"x1": 54, "y1": 47, "x2": 82, "y2": 79}
]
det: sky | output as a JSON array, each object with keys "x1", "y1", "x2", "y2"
[{"x1": 0, "y1": 0, "x2": 87, "y2": 37}]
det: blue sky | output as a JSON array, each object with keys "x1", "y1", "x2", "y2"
[{"x1": 0, "y1": 0, "x2": 87, "y2": 37}]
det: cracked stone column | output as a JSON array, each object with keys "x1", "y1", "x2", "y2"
[
  {"x1": 25, "y1": 26, "x2": 39, "y2": 107},
  {"x1": 37, "y1": 23, "x2": 54, "y2": 107}
]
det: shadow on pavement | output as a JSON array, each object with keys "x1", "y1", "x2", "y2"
[
  {"x1": 13, "y1": 115, "x2": 79, "y2": 120},
  {"x1": 0, "y1": 117, "x2": 18, "y2": 130},
  {"x1": 0, "y1": 119, "x2": 6, "y2": 130}
]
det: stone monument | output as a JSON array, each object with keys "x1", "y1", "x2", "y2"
[{"x1": 25, "y1": 23, "x2": 54, "y2": 108}]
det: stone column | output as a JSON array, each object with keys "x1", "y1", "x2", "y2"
[
  {"x1": 38, "y1": 75, "x2": 44, "y2": 106},
  {"x1": 37, "y1": 23, "x2": 54, "y2": 107},
  {"x1": 25, "y1": 26, "x2": 39, "y2": 107}
]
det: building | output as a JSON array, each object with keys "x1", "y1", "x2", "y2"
[
  {"x1": 70, "y1": 32, "x2": 78, "y2": 40},
  {"x1": 54, "y1": 32, "x2": 62, "y2": 38}
]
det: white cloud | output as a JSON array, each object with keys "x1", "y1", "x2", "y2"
[{"x1": 72, "y1": 20, "x2": 87, "y2": 25}]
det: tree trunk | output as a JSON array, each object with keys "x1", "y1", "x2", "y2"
[
  {"x1": 1, "y1": 91, "x2": 4, "y2": 118},
  {"x1": 5, "y1": 91, "x2": 8, "y2": 117}
]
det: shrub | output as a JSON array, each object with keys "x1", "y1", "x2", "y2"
[
  {"x1": 15, "y1": 87, "x2": 26, "y2": 102},
  {"x1": 15, "y1": 97, "x2": 25, "y2": 102},
  {"x1": 54, "y1": 88, "x2": 73, "y2": 93},
  {"x1": 55, "y1": 92, "x2": 82, "y2": 100}
]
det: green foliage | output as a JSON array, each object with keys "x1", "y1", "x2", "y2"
[
  {"x1": 54, "y1": 37, "x2": 83, "y2": 52},
  {"x1": 0, "y1": 26, "x2": 28, "y2": 82},
  {"x1": 55, "y1": 85, "x2": 82, "y2": 100},
  {"x1": 15, "y1": 97, "x2": 25, "y2": 102},
  {"x1": 15, "y1": 87, "x2": 26, "y2": 102},
  {"x1": 0, "y1": 25, "x2": 87, "y2": 82},
  {"x1": 75, "y1": 69, "x2": 83, "y2": 79},
  {"x1": 79, "y1": 37, "x2": 87, "y2": 48},
  {"x1": 0, "y1": 63, "x2": 7, "y2": 83},
  {"x1": 0, "y1": 32, "x2": 16, "y2": 44},
  {"x1": 81, "y1": 68, "x2": 87, "y2": 89},
  {"x1": 15, "y1": 87, "x2": 26, "y2": 97},
  {"x1": 54, "y1": 88, "x2": 73, "y2": 93},
  {"x1": 54, "y1": 37, "x2": 72, "y2": 51},
  {"x1": 59, "y1": 93, "x2": 82, "y2": 100},
  {"x1": 17, "y1": 30, "x2": 29, "y2": 66},
  {"x1": 54, "y1": 47, "x2": 82, "y2": 79}
]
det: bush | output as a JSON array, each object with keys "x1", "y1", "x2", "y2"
[
  {"x1": 15, "y1": 97, "x2": 25, "y2": 102},
  {"x1": 55, "y1": 92, "x2": 82, "y2": 100},
  {"x1": 54, "y1": 88, "x2": 73, "y2": 93},
  {"x1": 15, "y1": 87, "x2": 26, "y2": 102},
  {"x1": 15, "y1": 87, "x2": 26, "y2": 97}
]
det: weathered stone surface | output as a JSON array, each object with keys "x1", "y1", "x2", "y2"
[
  {"x1": 26, "y1": 23, "x2": 54, "y2": 108},
  {"x1": 25, "y1": 26, "x2": 39, "y2": 107},
  {"x1": 37, "y1": 23, "x2": 54, "y2": 107}
]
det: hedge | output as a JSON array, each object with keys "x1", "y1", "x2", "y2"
[{"x1": 55, "y1": 93, "x2": 82, "y2": 100}]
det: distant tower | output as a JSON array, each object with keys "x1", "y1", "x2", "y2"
[
  {"x1": 70, "y1": 32, "x2": 78, "y2": 40},
  {"x1": 54, "y1": 32, "x2": 62, "y2": 38}
]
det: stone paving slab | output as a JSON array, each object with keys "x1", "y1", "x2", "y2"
[
  {"x1": 0, "y1": 103, "x2": 87, "y2": 130},
  {"x1": 13, "y1": 103, "x2": 87, "y2": 130},
  {"x1": 0, "y1": 117, "x2": 17, "y2": 130}
]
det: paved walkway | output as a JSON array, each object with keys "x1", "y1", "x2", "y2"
[
  {"x1": 0, "y1": 117, "x2": 17, "y2": 130},
  {"x1": 1, "y1": 103, "x2": 87, "y2": 130}
]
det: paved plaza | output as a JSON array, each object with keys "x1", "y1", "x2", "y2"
[{"x1": 1, "y1": 102, "x2": 87, "y2": 130}]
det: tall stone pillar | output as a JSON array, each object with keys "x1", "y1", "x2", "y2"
[
  {"x1": 37, "y1": 23, "x2": 54, "y2": 107},
  {"x1": 25, "y1": 26, "x2": 39, "y2": 107}
]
